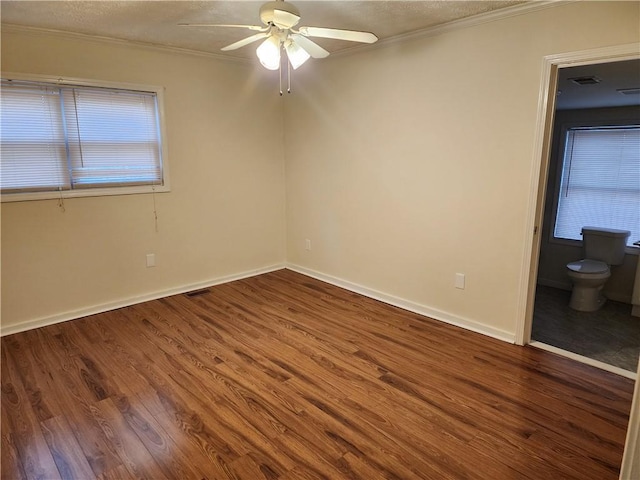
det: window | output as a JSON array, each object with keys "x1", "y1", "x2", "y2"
[
  {"x1": 1, "y1": 76, "x2": 168, "y2": 201},
  {"x1": 554, "y1": 126, "x2": 640, "y2": 247}
]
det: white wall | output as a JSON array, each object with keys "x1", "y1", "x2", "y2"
[
  {"x1": 1, "y1": 28, "x2": 286, "y2": 333},
  {"x1": 284, "y1": 1, "x2": 640, "y2": 339}
]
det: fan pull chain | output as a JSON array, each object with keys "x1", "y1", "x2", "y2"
[
  {"x1": 287, "y1": 60, "x2": 291, "y2": 94},
  {"x1": 279, "y1": 52, "x2": 283, "y2": 96}
]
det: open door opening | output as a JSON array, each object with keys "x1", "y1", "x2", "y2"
[{"x1": 518, "y1": 44, "x2": 640, "y2": 362}]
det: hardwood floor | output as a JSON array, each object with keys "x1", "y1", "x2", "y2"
[{"x1": 1, "y1": 269, "x2": 635, "y2": 479}]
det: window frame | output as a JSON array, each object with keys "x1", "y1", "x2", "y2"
[
  {"x1": 549, "y1": 118, "x2": 640, "y2": 254},
  {"x1": 1, "y1": 72, "x2": 170, "y2": 203}
]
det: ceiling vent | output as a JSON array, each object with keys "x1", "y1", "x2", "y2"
[
  {"x1": 617, "y1": 87, "x2": 640, "y2": 96},
  {"x1": 568, "y1": 76, "x2": 601, "y2": 86}
]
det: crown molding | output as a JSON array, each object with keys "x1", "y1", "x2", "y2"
[
  {"x1": 0, "y1": 23, "x2": 251, "y2": 65},
  {"x1": 331, "y1": 0, "x2": 575, "y2": 59}
]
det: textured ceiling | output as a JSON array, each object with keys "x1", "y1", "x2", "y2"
[{"x1": 0, "y1": 1, "x2": 527, "y2": 59}]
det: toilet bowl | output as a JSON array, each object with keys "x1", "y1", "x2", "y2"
[
  {"x1": 565, "y1": 227, "x2": 630, "y2": 312},
  {"x1": 566, "y1": 260, "x2": 610, "y2": 311}
]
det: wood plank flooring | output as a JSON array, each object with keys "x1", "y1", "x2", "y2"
[{"x1": 1, "y1": 269, "x2": 635, "y2": 479}]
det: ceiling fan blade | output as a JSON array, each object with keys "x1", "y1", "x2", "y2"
[
  {"x1": 178, "y1": 23, "x2": 267, "y2": 32},
  {"x1": 273, "y1": 8, "x2": 301, "y2": 29},
  {"x1": 298, "y1": 26, "x2": 378, "y2": 44},
  {"x1": 290, "y1": 34, "x2": 329, "y2": 58},
  {"x1": 221, "y1": 32, "x2": 270, "y2": 51}
]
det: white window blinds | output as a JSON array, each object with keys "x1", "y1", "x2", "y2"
[
  {"x1": 554, "y1": 126, "x2": 640, "y2": 246},
  {"x1": 0, "y1": 83, "x2": 70, "y2": 192},
  {"x1": 1, "y1": 79, "x2": 164, "y2": 196}
]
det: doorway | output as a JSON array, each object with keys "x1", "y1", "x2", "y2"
[{"x1": 518, "y1": 44, "x2": 640, "y2": 379}]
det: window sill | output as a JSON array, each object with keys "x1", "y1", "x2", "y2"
[
  {"x1": 548, "y1": 237, "x2": 582, "y2": 249},
  {"x1": 626, "y1": 246, "x2": 640, "y2": 256},
  {"x1": 1, "y1": 184, "x2": 170, "y2": 203},
  {"x1": 549, "y1": 236, "x2": 640, "y2": 256}
]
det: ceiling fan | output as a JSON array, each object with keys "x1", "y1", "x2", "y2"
[{"x1": 179, "y1": 0, "x2": 378, "y2": 72}]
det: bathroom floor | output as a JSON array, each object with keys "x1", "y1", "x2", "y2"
[{"x1": 532, "y1": 285, "x2": 640, "y2": 373}]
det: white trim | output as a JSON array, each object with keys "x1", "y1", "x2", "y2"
[
  {"x1": 1, "y1": 71, "x2": 165, "y2": 93},
  {"x1": 543, "y1": 44, "x2": 640, "y2": 69},
  {"x1": 537, "y1": 278, "x2": 633, "y2": 305},
  {"x1": 0, "y1": 184, "x2": 170, "y2": 203},
  {"x1": 1, "y1": 23, "x2": 250, "y2": 64},
  {"x1": 331, "y1": 1, "x2": 570, "y2": 59},
  {"x1": 536, "y1": 278, "x2": 572, "y2": 291},
  {"x1": 0, "y1": 264, "x2": 285, "y2": 337},
  {"x1": 620, "y1": 358, "x2": 640, "y2": 479},
  {"x1": 381, "y1": 0, "x2": 569, "y2": 45},
  {"x1": 529, "y1": 341, "x2": 637, "y2": 380},
  {"x1": 286, "y1": 264, "x2": 515, "y2": 344},
  {"x1": 606, "y1": 292, "x2": 634, "y2": 305},
  {"x1": 515, "y1": 52, "x2": 558, "y2": 346},
  {"x1": 516, "y1": 42, "x2": 640, "y2": 346}
]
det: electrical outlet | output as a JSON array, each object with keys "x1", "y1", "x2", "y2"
[
  {"x1": 455, "y1": 273, "x2": 465, "y2": 289},
  {"x1": 146, "y1": 253, "x2": 156, "y2": 268},
  {"x1": 305, "y1": 239, "x2": 311, "y2": 251}
]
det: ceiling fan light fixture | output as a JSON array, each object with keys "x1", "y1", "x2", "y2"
[
  {"x1": 284, "y1": 40, "x2": 310, "y2": 69},
  {"x1": 256, "y1": 36, "x2": 281, "y2": 70},
  {"x1": 182, "y1": 0, "x2": 379, "y2": 83}
]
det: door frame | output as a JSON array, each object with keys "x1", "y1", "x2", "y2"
[{"x1": 515, "y1": 42, "x2": 640, "y2": 347}]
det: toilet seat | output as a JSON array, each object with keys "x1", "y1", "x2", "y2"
[
  {"x1": 566, "y1": 259, "x2": 611, "y2": 311},
  {"x1": 567, "y1": 259, "x2": 609, "y2": 274}
]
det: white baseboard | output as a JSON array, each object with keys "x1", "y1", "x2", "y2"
[
  {"x1": 2, "y1": 262, "x2": 518, "y2": 344},
  {"x1": 286, "y1": 264, "x2": 516, "y2": 344},
  {"x1": 536, "y1": 278, "x2": 572, "y2": 291},
  {"x1": 0, "y1": 263, "x2": 286, "y2": 337},
  {"x1": 606, "y1": 292, "x2": 633, "y2": 304},
  {"x1": 537, "y1": 278, "x2": 632, "y2": 304}
]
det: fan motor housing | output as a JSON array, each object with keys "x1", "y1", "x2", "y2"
[{"x1": 260, "y1": 1, "x2": 300, "y2": 26}]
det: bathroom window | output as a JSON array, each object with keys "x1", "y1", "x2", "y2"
[
  {"x1": 0, "y1": 75, "x2": 169, "y2": 202},
  {"x1": 554, "y1": 125, "x2": 640, "y2": 247}
]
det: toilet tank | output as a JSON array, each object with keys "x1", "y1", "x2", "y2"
[{"x1": 582, "y1": 227, "x2": 630, "y2": 265}]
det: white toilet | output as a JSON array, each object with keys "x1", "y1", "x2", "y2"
[{"x1": 566, "y1": 227, "x2": 630, "y2": 312}]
